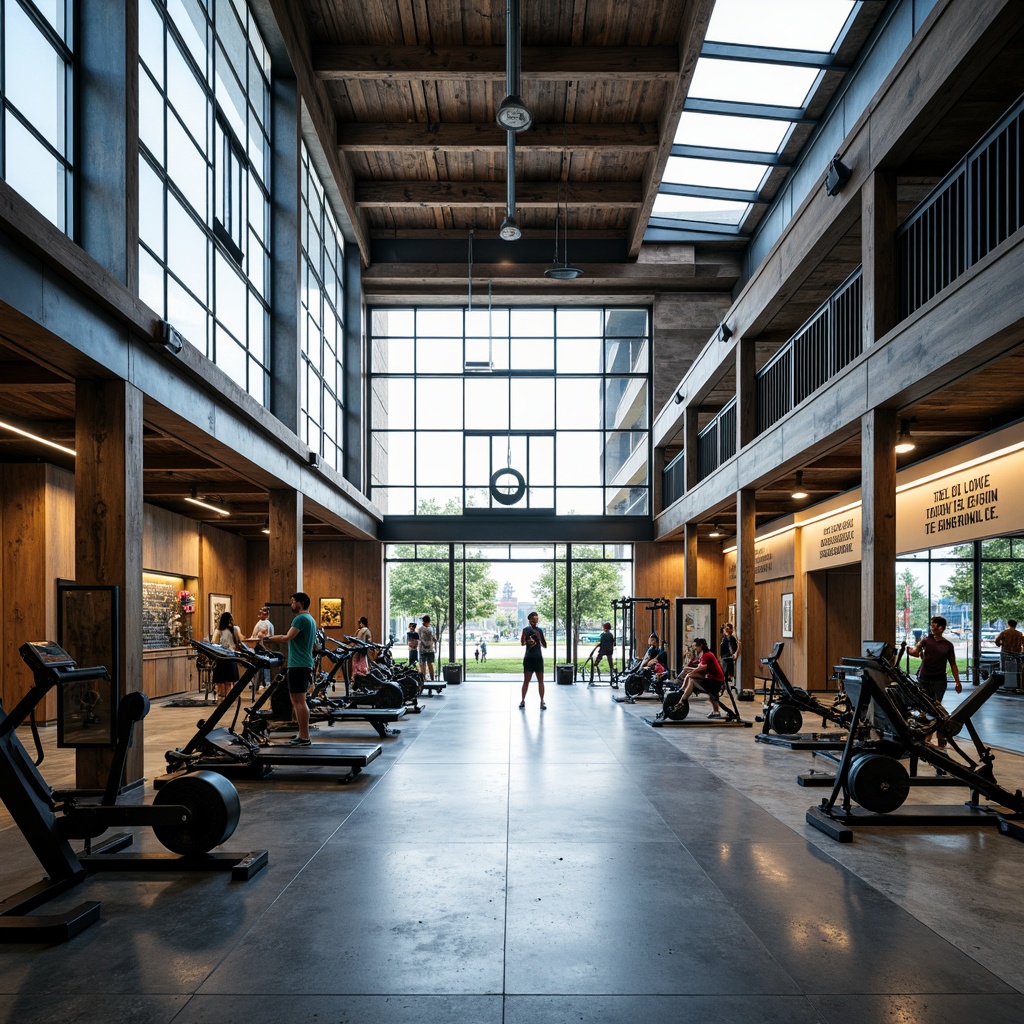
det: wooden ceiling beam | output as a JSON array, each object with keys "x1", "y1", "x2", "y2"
[
  {"x1": 338, "y1": 121, "x2": 660, "y2": 153},
  {"x1": 626, "y1": 0, "x2": 716, "y2": 258},
  {"x1": 314, "y1": 45, "x2": 678, "y2": 81},
  {"x1": 355, "y1": 180, "x2": 642, "y2": 208}
]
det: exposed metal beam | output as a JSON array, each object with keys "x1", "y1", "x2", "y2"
[
  {"x1": 683, "y1": 97, "x2": 814, "y2": 123},
  {"x1": 701, "y1": 41, "x2": 848, "y2": 70},
  {"x1": 659, "y1": 182, "x2": 764, "y2": 204},
  {"x1": 670, "y1": 143, "x2": 790, "y2": 167}
]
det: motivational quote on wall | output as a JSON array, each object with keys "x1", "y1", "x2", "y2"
[{"x1": 923, "y1": 471, "x2": 998, "y2": 536}]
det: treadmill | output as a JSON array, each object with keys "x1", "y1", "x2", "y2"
[{"x1": 156, "y1": 640, "x2": 381, "y2": 787}]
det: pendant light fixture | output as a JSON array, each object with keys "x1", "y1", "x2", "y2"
[
  {"x1": 544, "y1": 121, "x2": 583, "y2": 280},
  {"x1": 791, "y1": 471, "x2": 808, "y2": 500},
  {"x1": 496, "y1": 0, "x2": 532, "y2": 131},
  {"x1": 499, "y1": 131, "x2": 522, "y2": 240}
]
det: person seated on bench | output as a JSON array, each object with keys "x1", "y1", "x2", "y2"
[{"x1": 667, "y1": 638, "x2": 731, "y2": 719}]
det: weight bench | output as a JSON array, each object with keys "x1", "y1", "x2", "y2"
[{"x1": 420, "y1": 680, "x2": 447, "y2": 697}]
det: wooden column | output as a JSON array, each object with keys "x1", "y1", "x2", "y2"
[
  {"x1": 861, "y1": 409, "x2": 897, "y2": 643},
  {"x1": 735, "y1": 488, "x2": 756, "y2": 694},
  {"x1": 735, "y1": 332, "x2": 757, "y2": 448},
  {"x1": 75, "y1": 381, "x2": 145, "y2": 789},
  {"x1": 862, "y1": 170, "x2": 898, "y2": 346},
  {"x1": 683, "y1": 522, "x2": 699, "y2": 597},
  {"x1": 268, "y1": 488, "x2": 303, "y2": 604}
]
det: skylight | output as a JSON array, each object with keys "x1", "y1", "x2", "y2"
[
  {"x1": 673, "y1": 112, "x2": 792, "y2": 154},
  {"x1": 705, "y1": 0, "x2": 856, "y2": 52},
  {"x1": 647, "y1": 0, "x2": 863, "y2": 240},
  {"x1": 689, "y1": 59, "x2": 819, "y2": 109}
]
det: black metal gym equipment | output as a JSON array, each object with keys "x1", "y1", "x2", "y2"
[
  {"x1": 806, "y1": 642, "x2": 1024, "y2": 842},
  {"x1": 0, "y1": 641, "x2": 266, "y2": 944},
  {"x1": 611, "y1": 596, "x2": 670, "y2": 703},
  {"x1": 647, "y1": 676, "x2": 751, "y2": 728},
  {"x1": 158, "y1": 640, "x2": 382, "y2": 786},
  {"x1": 754, "y1": 641, "x2": 854, "y2": 749}
]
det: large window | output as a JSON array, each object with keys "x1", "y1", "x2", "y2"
[
  {"x1": 300, "y1": 142, "x2": 346, "y2": 473},
  {"x1": 137, "y1": 0, "x2": 271, "y2": 404},
  {"x1": 897, "y1": 535, "x2": 1024, "y2": 679},
  {"x1": 370, "y1": 306, "x2": 650, "y2": 517},
  {"x1": 0, "y1": 0, "x2": 73, "y2": 231}
]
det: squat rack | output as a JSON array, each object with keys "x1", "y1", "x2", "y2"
[{"x1": 612, "y1": 596, "x2": 671, "y2": 671}]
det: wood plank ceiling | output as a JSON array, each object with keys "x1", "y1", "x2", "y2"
[{"x1": 304, "y1": 0, "x2": 727, "y2": 299}]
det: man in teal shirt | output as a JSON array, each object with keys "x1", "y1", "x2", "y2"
[{"x1": 265, "y1": 592, "x2": 317, "y2": 745}]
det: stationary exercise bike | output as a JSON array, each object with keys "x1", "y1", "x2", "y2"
[{"x1": 0, "y1": 640, "x2": 265, "y2": 944}]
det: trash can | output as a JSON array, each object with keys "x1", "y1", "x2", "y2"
[
  {"x1": 556, "y1": 663, "x2": 575, "y2": 685},
  {"x1": 443, "y1": 663, "x2": 463, "y2": 684}
]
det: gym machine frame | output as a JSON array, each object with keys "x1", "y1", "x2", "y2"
[
  {"x1": 755, "y1": 641, "x2": 854, "y2": 749},
  {"x1": 612, "y1": 596, "x2": 670, "y2": 703},
  {"x1": 806, "y1": 643, "x2": 1024, "y2": 842},
  {"x1": 0, "y1": 641, "x2": 266, "y2": 944}
]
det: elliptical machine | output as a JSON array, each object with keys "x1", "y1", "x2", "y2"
[{"x1": 0, "y1": 641, "x2": 265, "y2": 943}]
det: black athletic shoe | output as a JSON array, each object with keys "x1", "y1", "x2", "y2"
[{"x1": 287, "y1": 736, "x2": 312, "y2": 746}]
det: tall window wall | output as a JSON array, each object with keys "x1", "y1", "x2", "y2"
[
  {"x1": 300, "y1": 142, "x2": 346, "y2": 473},
  {"x1": 0, "y1": 0, "x2": 73, "y2": 231},
  {"x1": 137, "y1": 0, "x2": 271, "y2": 404},
  {"x1": 370, "y1": 306, "x2": 651, "y2": 517}
]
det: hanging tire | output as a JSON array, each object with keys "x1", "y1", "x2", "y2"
[
  {"x1": 373, "y1": 680, "x2": 405, "y2": 709},
  {"x1": 768, "y1": 702, "x2": 803, "y2": 735},
  {"x1": 152, "y1": 770, "x2": 241, "y2": 855},
  {"x1": 847, "y1": 753, "x2": 910, "y2": 814},
  {"x1": 624, "y1": 672, "x2": 646, "y2": 698},
  {"x1": 662, "y1": 694, "x2": 690, "y2": 721}
]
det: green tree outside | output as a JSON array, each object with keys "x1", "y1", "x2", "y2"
[
  {"x1": 943, "y1": 540, "x2": 1024, "y2": 625},
  {"x1": 531, "y1": 546, "x2": 624, "y2": 662},
  {"x1": 897, "y1": 568, "x2": 930, "y2": 636}
]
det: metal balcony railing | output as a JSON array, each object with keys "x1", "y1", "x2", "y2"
[
  {"x1": 898, "y1": 93, "x2": 1023, "y2": 318},
  {"x1": 696, "y1": 397, "x2": 737, "y2": 481},
  {"x1": 662, "y1": 449, "x2": 685, "y2": 508},
  {"x1": 755, "y1": 268, "x2": 863, "y2": 435}
]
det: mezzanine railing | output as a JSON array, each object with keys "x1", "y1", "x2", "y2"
[
  {"x1": 696, "y1": 397, "x2": 737, "y2": 480},
  {"x1": 755, "y1": 267, "x2": 863, "y2": 435},
  {"x1": 898, "y1": 93, "x2": 1023, "y2": 318}
]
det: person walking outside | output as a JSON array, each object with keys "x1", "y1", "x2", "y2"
[
  {"x1": 418, "y1": 615, "x2": 436, "y2": 681},
  {"x1": 406, "y1": 622, "x2": 419, "y2": 670},
  {"x1": 520, "y1": 611, "x2": 547, "y2": 709},
  {"x1": 264, "y1": 592, "x2": 317, "y2": 746},
  {"x1": 480, "y1": 639, "x2": 488, "y2": 662}
]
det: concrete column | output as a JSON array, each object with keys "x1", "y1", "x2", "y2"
[
  {"x1": 270, "y1": 76, "x2": 301, "y2": 434},
  {"x1": 79, "y1": 1, "x2": 139, "y2": 288},
  {"x1": 862, "y1": 170, "x2": 899, "y2": 346}
]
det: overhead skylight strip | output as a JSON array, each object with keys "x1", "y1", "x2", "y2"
[
  {"x1": 704, "y1": 0, "x2": 858, "y2": 52},
  {"x1": 701, "y1": 41, "x2": 848, "y2": 70},
  {"x1": 683, "y1": 97, "x2": 814, "y2": 123}
]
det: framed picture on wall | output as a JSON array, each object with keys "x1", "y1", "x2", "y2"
[
  {"x1": 319, "y1": 597, "x2": 343, "y2": 629},
  {"x1": 781, "y1": 592, "x2": 794, "y2": 638},
  {"x1": 673, "y1": 598, "x2": 716, "y2": 672},
  {"x1": 209, "y1": 593, "x2": 231, "y2": 640}
]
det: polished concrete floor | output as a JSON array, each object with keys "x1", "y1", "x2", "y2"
[{"x1": 2, "y1": 677, "x2": 1024, "y2": 1023}]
